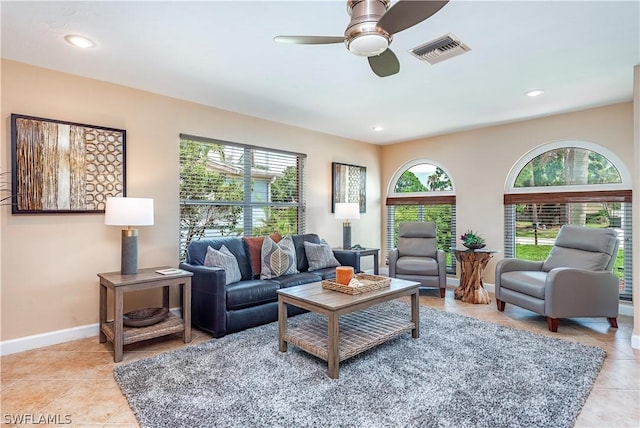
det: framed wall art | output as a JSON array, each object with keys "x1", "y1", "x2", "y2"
[
  {"x1": 331, "y1": 162, "x2": 366, "y2": 213},
  {"x1": 11, "y1": 114, "x2": 126, "y2": 214}
]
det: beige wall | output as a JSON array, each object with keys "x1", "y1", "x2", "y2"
[
  {"x1": 0, "y1": 60, "x2": 381, "y2": 341},
  {"x1": 2, "y1": 58, "x2": 637, "y2": 347},
  {"x1": 380, "y1": 102, "x2": 635, "y2": 286}
]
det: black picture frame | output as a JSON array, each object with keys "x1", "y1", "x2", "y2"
[
  {"x1": 10, "y1": 113, "x2": 126, "y2": 214},
  {"x1": 331, "y1": 162, "x2": 366, "y2": 213}
]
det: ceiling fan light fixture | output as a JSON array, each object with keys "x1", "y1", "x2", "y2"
[{"x1": 347, "y1": 33, "x2": 388, "y2": 56}]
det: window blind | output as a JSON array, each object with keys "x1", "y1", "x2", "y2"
[
  {"x1": 179, "y1": 134, "x2": 306, "y2": 259},
  {"x1": 386, "y1": 203, "x2": 457, "y2": 274},
  {"x1": 504, "y1": 196, "x2": 631, "y2": 300}
]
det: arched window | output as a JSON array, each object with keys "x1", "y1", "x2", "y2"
[
  {"x1": 386, "y1": 160, "x2": 456, "y2": 274},
  {"x1": 504, "y1": 141, "x2": 632, "y2": 300}
]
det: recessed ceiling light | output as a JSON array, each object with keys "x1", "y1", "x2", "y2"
[
  {"x1": 525, "y1": 89, "x2": 544, "y2": 97},
  {"x1": 64, "y1": 34, "x2": 96, "y2": 48},
  {"x1": 372, "y1": 126, "x2": 384, "y2": 132}
]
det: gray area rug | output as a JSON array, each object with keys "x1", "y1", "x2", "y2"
[{"x1": 114, "y1": 302, "x2": 606, "y2": 428}]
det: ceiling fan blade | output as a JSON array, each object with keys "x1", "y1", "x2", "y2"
[
  {"x1": 368, "y1": 49, "x2": 400, "y2": 77},
  {"x1": 378, "y1": 0, "x2": 449, "y2": 35},
  {"x1": 273, "y1": 35, "x2": 345, "y2": 45}
]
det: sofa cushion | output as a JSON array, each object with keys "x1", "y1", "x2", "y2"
[
  {"x1": 185, "y1": 237, "x2": 252, "y2": 280},
  {"x1": 261, "y1": 236, "x2": 299, "y2": 279},
  {"x1": 291, "y1": 233, "x2": 322, "y2": 272},
  {"x1": 304, "y1": 241, "x2": 340, "y2": 271},
  {"x1": 311, "y1": 266, "x2": 339, "y2": 280},
  {"x1": 542, "y1": 246, "x2": 610, "y2": 272},
  {"x1": 243, "y1": 234, "x2": 282, "y2": 278},
  {"x1": 397, "y1": 222, "x2": 437, "y2": 258},
  {"x1": 226, "y1": 279, "x2": 280, "y2": 310},
  {"x1": 396, "y1": 256, "x2": 439, "y2": 276},
  {"x1": 500, "y1": 271, "x2": 547, "y2": 299},
  {"x1": 204, "y1": 245, "x2": 242, "y2": 285},
  {"x1": 270, "y1": 272, "x2": 322, "y2": 288}
]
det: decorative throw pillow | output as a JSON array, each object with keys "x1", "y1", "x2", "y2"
[
  {"x1": 243, "y1": 234, "x2": 282, "y2": 278},
  {"x1": 261, "y1": 236, "x2": 299, "y2": 279},
  {"x1": 204, "y1": 245, "x2": 242, "y2": 285},
  {"x1": 304, "y1": 241, "x2": 340, "y2": 271}
]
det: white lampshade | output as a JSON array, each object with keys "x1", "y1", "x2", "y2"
[
  {"x1": 105, "y1": 197, "x2": 154, "y2": 226},
  {"x1": 334, "y1": 202, "x2": 360, "y2": 220}
]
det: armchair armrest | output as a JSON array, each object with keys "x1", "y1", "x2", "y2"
[
  {"x1": 496, "y1": 258, "x2": 544, "y2": 275},
  {"x1": 544, "y1": 268, "x2": 619, "y2": 319},
  {"x1": 495, "y1": 258, "x2": 544, "y2": 299},
  {"x1": 388, "y1": 248, "x2": 399, "y2": 277},
  {"x1": 436, "y1": 249, "x2": 446, "y2": 288},
  {"x1": 178, "y1": 262, "x2": 228, "y2": 338}
]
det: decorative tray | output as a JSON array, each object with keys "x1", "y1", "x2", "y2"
[
  {"x1": 123, "y1": 307, "x2": 169, "y2": 327},
  {"x1": 322, "y1": 273, "x2": 391, "y2": 295}
]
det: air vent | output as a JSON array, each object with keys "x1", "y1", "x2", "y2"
[{"x1": 408, "y1": 33, "x2": 471, "y2": 65}]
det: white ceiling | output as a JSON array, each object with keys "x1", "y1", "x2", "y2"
[{"x1": 1, "y1": 1, "x2": 639, "y2": 145}]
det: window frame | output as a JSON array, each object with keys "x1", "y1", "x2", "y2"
[
  {"x1": 178, "y1": 134, "x2": 306, "y2": 259},
  {"x1": 503, "y1": 141, "x2": 632, "y2": 301},
  {"x1": 386, "y1": 159, "x2": 457, "y2": 274}
]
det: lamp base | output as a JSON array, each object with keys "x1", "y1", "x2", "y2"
[
  {"x1": 342, "y1": 222, "x2": 352, "y2": 249},
  {"x1": 121, "y1": 229, "x2": 138, "y2": 275}
]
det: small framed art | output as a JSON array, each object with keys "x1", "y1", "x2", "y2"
[{"x1": 331, "y1": 161, "x2": 366, "y2": 213}]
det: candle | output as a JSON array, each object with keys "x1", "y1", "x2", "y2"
[{"x1": 335, "y1": 266, "x2": 354, "y2": 285}]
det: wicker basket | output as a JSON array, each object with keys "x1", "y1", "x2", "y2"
[{"x1": 322, "y1": 273, "x2": 391, "y2": 295}]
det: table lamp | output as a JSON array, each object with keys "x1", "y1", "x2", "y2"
[
  {"x1": 105, "y1": 197, "x2": 154, "y2": 275},
  {"x1": 334, "y1": 202, "x2": 360, "y2": 249}
]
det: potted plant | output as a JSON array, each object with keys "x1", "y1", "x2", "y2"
[{"x1": 460, "y1": 230, "x2": 486, "y2": 250}]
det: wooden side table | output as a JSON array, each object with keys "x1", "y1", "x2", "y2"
[
  {"x1": 452, "y1": 248, "x2": 497, "y2": 304},
  {"x1": 332, "y1": 247, "x2": 380, "y2": 275},
  {"x1": 98, "y1": 267, "x2": 193, "y2": 362}
]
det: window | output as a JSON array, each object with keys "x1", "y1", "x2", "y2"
[
  {"x1": 504, "y1": 144, "x2": 632, "y2": 300},
  {"x1": 386, "y1": 161, "x2": 456, "y2": 273},
  {"x1": 179, "y1": 134, "x2": 306, "y2": 259}
]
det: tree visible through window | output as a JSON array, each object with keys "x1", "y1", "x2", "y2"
[
  {"x1": 179, "y1": 135, "x2": 305, "y2": 259},
  {"x1": 515, "y1": 148, "x2": 621, "y2": 187}
]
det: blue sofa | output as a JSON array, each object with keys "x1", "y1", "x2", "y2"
[{"x1": 179, "y1": 233, "x2": 360, "y2": 338}]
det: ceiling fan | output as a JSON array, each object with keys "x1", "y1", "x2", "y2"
[{"x1": 274, "y1": 0, "x2": 449, "y2": 78}]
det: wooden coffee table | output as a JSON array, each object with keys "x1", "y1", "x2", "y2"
[{"x1": 277, "y1": 278, "x2": 420, "y2": 379}]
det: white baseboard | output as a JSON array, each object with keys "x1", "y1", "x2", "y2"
[
  {"x1": 0, "y1": 308, "x2": 183, "y2": 356},
  {"x1": 0, "y1": 323, "x2": 100, "y2": 356}
]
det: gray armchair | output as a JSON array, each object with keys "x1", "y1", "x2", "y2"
[
  {"x1": 389, "y1": 222, "x2": 447, "y2": 298},
  {"x1": 495, "y1": 225, "x2": 620, "y2": 332}
]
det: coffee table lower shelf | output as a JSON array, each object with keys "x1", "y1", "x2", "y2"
[{"x1": 284, "y1": 308, "x2": 415, "y2": 362}]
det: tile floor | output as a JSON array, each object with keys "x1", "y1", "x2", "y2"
[{"x1": 1, "y1": 288, "x2": 639, "y2": 427}]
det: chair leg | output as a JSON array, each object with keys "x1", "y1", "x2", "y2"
[
  {"x1": 607, "y1": 317, "x2": 618, "y2": 328},
  {"x1": 496, "y1": 299, "x2": 505, "y2": 312},
  {"x1": 439, "y1": 287, "x2": 446, "y2": 298},
  {"x1": 546, "y1": 317, "x2": 559, "y2": 332}
]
